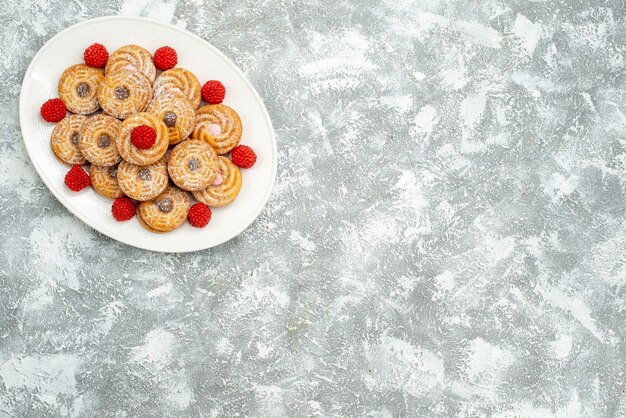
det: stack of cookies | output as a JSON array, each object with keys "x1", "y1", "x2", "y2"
[{"x1": 43, "y1": 43, "x2": 257, "y2": 232}]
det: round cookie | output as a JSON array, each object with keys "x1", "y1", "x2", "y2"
[
  {"x1": 105, "y1": 45, "x2": 156, "y2": 84},
  {"x1": 50, "y1": 114, "x2": 87, "y2": 165},
  {"x1": 153, "y1": 68, "x2": 202, "y2": 109},
  {"x1": 116, "y1": 113, "x2": 169, "y2": 166},
  {"x1": 167, "y1": 140, "x2": 218, "y2": 191},
  {"x1": 138, "y1": 186, "x2": 191, "y2": 232},
  {"x1": 117, "y1": 158, "x2": 168, "y2": 201},
  {"x1": 191, "y1": 104, "x2": 242, "y2": 155},
  {"x1": 146, "y1": 93, "x2": 195, "y2": 145},
  {"x1": 58, "y1": 64, "x2": 105, "y2": 115},
  {"x1": 90, "y1": 164, "x2": 123, "y2": 199},
  {"x1": 97, "y1": 69, "x2": 152, "y2": 119},
  {"x1": 192, "y1": 157, "x2": 242, "y2": 207},
  {"x1": 78, "y1": 114, "x2": 122, "y2": 166},
  {"x1": 138, "y1": 186, "x2": 190, "y2": 232}
]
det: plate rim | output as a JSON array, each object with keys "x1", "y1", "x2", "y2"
[{"x1": 19, "y1": 15, "x2": 277, "y2": 253}]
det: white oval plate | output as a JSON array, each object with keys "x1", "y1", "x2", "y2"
[{"x1": 19, "y1": 16, "x2": 277, "y2": 253}]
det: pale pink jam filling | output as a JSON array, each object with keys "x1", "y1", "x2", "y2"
[
  {"x1": 211, "y1": 172, "x2": 224, "y2": 186},
  {"x1": 207, "y1": 123, "x2": 221, "y2": 136},
  {"x1": 122, "y1": 64, "x2": 138, "y2": 72}
]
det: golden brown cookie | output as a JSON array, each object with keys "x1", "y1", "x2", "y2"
[
  {"x1": 117, "y1": 158, "x2": 168, "y2": 201},
  {"x1": 138, "y1": 186, "x2": 190, "y2": 232},
  {"x1": 58, "y1": 64, "x2": 105, "y2": 115},
  {"x1": 146, "y1": 93, "x2": 195, "y2": 145},
  {"x1": 167, "y1": 140, "x2": 218, "y2": 191},
  {"x1": 78, "y1": 114, "x2": 122, "y2": 166},
  {"x1": 152, "y1": 68, "x2": 202, "y2": 109},
  {"x1": 97, "y1": 69, "x2": 152, "y2": 119},
  {"x1": 50, "y1": 114, "x2": 87, "y2": 165},
  {"x1": 116, "y1": 113, "x2": 169, "y2": 166},
  {"x1": 105, "y1": 45, "x2": 157, "y2": 84},
  {"x1": 90, "y1": 164, "x2": 123, "y2": 199},
  {"x1": 136, "y1": 210, "x2": 165, "y2": 234},
  {"x1": 191, "y1": 104, "x2": 242, "y2": 155},
  {"x1": 192, "y1": 157, "x2": 242, "y2": 207}
]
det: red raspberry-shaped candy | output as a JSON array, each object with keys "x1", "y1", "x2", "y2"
[
  {"x1": 188, "y1": 203, "x2": 212, "y2": 228},
  {"x1": 130, "y1": 125, "x2": 156, "y2": 149},
  {"x1": 84, "y1": 43, "x2": 109, "y2": 68},
  {"x1": 201, "y1": 80, "x2": 226, "y2": 104},
  {"x1": 153, "y1": 46, "x2": 177, "y2": 71},
  {"x1": 40, "y1": 98, "x2": 67, "y2": 122},
  {"x1": 231, "y1": 145, "x2": 257, "y2": 168},
  {"x1": 64, "y1": 165, "x2": 91, "y2": 191},
  {"x1": 112, "y1": 197, "x2": 136, "y2": 221}
]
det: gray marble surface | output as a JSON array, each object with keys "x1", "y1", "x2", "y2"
[{"x1": 1, "y1": 0, "x2": 625, "y2": 417}]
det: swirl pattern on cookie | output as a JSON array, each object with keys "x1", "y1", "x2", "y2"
[
  {"x1": 153, "y1": 68, "x2": 202, "y2": 109},
  {"x1": 192, "y1": 157, "x2": 242, "y2": 207},
  {"x1": 58, "y1": 64, "x2": 105, "y2": 115},
  {"x1": 191, "y1": 104, "x2": 242, "y2": 155},
  {"x1": 78, "y1": 114, "x2": 122, "y2": 166},
  {"x1": 146, "y1": 93, "x2": 195, "y2": 145},
  {"x1": 90, "y1": 164, "x2": 123, "y2": 199},
  {"x1": 167, "y1": 140, "x2": 218, "y2": 191},
  {"x1": 117, "y1": 158, "x2": 168, "y2": 201},
  {"x1": 105, "y1": 45, "x2": 156, "y2": 84},
  {"x1": 116, "y1": 112, "x2": 169, "y2": 166},
  {"x1": 138, "y1": 186, "x2": 190, "y2": 232},
  {"x1": 97, "y1": 69, "x2": 152, "y2": 119},
  {"x1": 50, "y1": 114, "x2": 87, "y2": 165},
  {"x1": 136, "y1": 211, "x2": 163, "y2": 233}
]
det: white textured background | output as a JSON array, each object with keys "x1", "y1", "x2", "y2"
[{"x1": 1, "y1": 0, "x2": 625, "y2": 417}]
